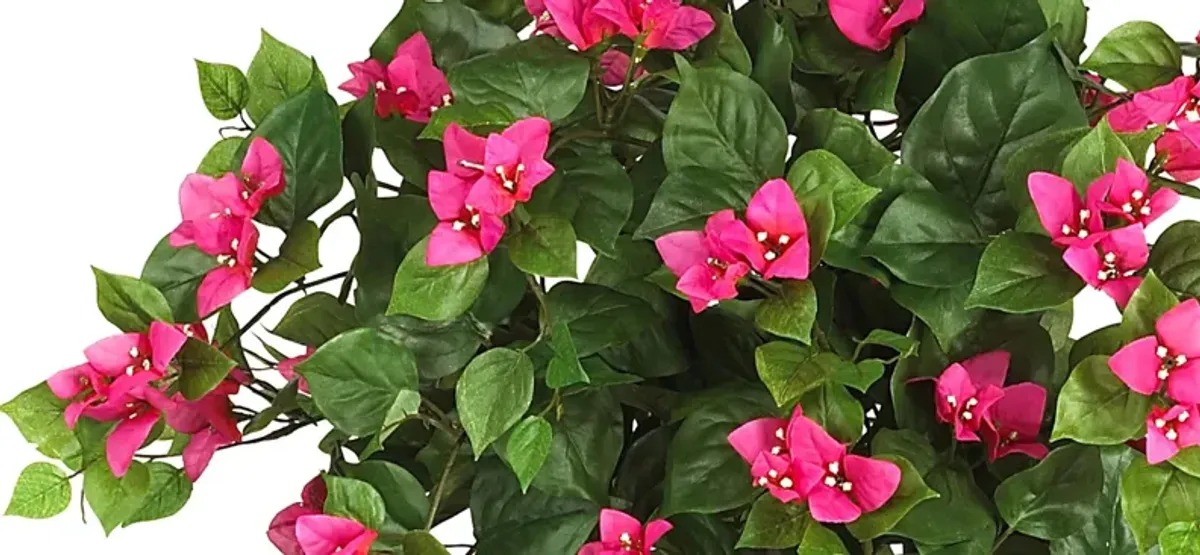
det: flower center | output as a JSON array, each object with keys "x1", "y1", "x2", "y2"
[
  {"x1": 617, "y1": 531, "x2": 642, "y2": 552},
  {"x1": 1096, "y1": 252, "x2": 1137, "y2": 282},
  {"x1": 125, "y1": 346, "x2": 152, "y2": 375},
  {"x1": 1156, "y1": 345, "x2": 1189, "y2": 381},
  {"x1": 755, "y1": 465, "x2": 797, "y2": 491},
  {"x1": 451, "y1": 205, "x2": 484, "y2": 234},
  {"x1": 1121, "y1": 189, "x2": 1152, "y2": 218},
  {"x1": 1154, "y1": 410, "x2": 1190, "y2": 442},
  {"x1": 495, "y1": 163, "x2": 527, "y2": 192},
  {"x1": 755, "y1": 231, "x2": 792, "y2": 262},
  {"x1": 822, "y1": 461, "x2": 854, "y2": 493},
  {"x1": 946, "y1": 395, "x2": 979, "y2": 421},
  {"x1": 1059, "y1": 209, "x2": 1092, "y2": 240}
]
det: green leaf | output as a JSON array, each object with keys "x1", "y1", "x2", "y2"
[
  {"x1": 785, "y1": 150, "x2": 880, "y2": 232},
  {"x1": 872, "y1": 429, "x2": 938, "y2": 475},
  {"x1": 755, "y1": 342, "x2": 862, "y2": 407},
  {"x1": 1038, "y1": 0, "x2": 1087, "y2": 61},
  {"x1": 736, "y1": 494, "x2": 813, "y2": 548},
  {"x1": 1149, "y1": 221, "x2": 1200, "y2": 299},
  {"x1": 755, "y1": 280, "x2": 818, "y2": 344},
  {"x1": 797, "y1": 522, "x2": 850, "y2": 554},
  {"x1": 342, "y1": 94, "x2": 376, "y2": 182},
  {"x1": 197, "y1": 137, "x2": 244, "y2": 177},
  {"x1": 344, "y1": 460, "x2": 429, "y2": 532},
  {"x1": 995, "y1": 444, "x2": 1102, "y2": 540},
  {"x1": 545, "y1": 283, "x2": 657, "y2": 357},
  {"x1": 250, "y1": 86, "x2": 344, "y2": 229},
  {"x1": 448, "y1": 37, "x2": 589, "y2": 122},
  {"x1": 546, "y1": 322, "x2": 588, "y2": 389},
  {"x1": 418, "y1": 101, "x2": 516, "y2": 141},
  {"x1": 457, "y1": 348, "x2": 535, "y2": 458},
  {"x1": 84, "y1": 462, "x2": 151, "y2": 535},
  {"x1": 893, "y1": 463, "x2": 996, "y2": 548},
  {"x1": 323, "y1": 475, "x2": 387, "y2": 530},
  {"x1": 1052, "y1": 356, "x2": 1151, "y2": 444},
  {"x1": 736, "y1": 0, "x2": 796, "y2": 126},
  {"x1": 376, "y1": 314, "x2": 483, "y2": 381},
  {"x1": 859, "y1": 330, "x2": 919, "y2": 359},
  {"x1": 245, "y1": 30, "x2": 325, "y2": 123},
  {"x1": 966, "y1": 232, "x2": 1084, "y2": 313},
  {"x1": 1050, "y1": 445, "x2": 1139, "y2": 555},
  {"x1": 847, "y1": 455, "x2": 940, "y2": 540},
  {"x1": 500, "y1": 416, "x2": 553, "y2": 493},
  {"x1": 92, "y1": 267, "x2": 173, "y2": 332},
  {"x1": 507, "y1": 214, "x2": 577, "y2": 278},
  {"x1": 252, "y1": 221, "x2": 322, "y2": 293},
  {"x1": 1061, "y1": 120, "x2": 1135, "y2": 189},
  {"x1": 401, "y1": 531, "x2": 452, "y2": 555},
  {"x1": 272, "y1": 292, "x2": 359, "y2": 347},
  {"x1": 1121, "y1": 457, "x2": 1200, "y2": 552},
  {"x1": 698, "y1": 11, "x2": 752, "y2": 75},
  {"x1": 195, "y1": 60, "x2": 248, "y2": 120},
  {"x1": 5, "y1": 463, "x2": 71, "y2": 519},
  {"x1": 1160, "y1": 521, "x2": 1200, "y2": 555},
  {"x1": 865, "y1": 191, "x2": 986, "y2": 287},
  {"x1": 1170, "y1": 447, "x2": 1200, "y2": 479},
  {"x1": 793, "y1": 109, "x2": 896, "y2": 180},
  {"x1": 891, "y1": 282, "x2": 983, "y2": 352},
  {"x1": 352, "y1": 181, "x2": 438, "y2": 320},
  {"x1": 124, "y1": 462, "x2": 191, "y2": 526},
  {"x1": 298, "y1": 328, "x2": 419, "y2": 436},
  {"x1": 561, "y1": 156, "x2": 634, "y2": 257},
  {"x1": 177, "y1": 338, "x2": 238, "y2": 400},
  {"x1": 141, "y1": 236, "x2": 216, "y2": 323},
  {"x1": 531, "y1": 389, "x2": 622, "y2": 504},
  {"x1": 637, "y1": 60, "x2": 786, "y2": 237},
  {"x1": 243, "y1": 381, "x2": 299, "y2": 435},
  {"x1": 470, "y1": 458, "x2": 598, "y2": 555},
  {"x1": 1122, "y1": 272, "x2": 1180, "y2": 338},
  {"x1": 853, "y1": 38, "x2": 906, "y2": 114},
  {"x1": 1083, "y1": 22, "x2": 1183, "y2": 91},
  {"x1": 800, "y1": 383, "x2": 864, "y2": 444},
  {"x1": 1002, "y1": 127, "x2": 1090, "y2": 212},
  {"x1": 661, "y1": 391, "x2": 775, "y2": 516},
  {"x1": 903, "y1": 35, "x2": 1087, "y2": 230},
  {"x1": 388, "y1": 237, "x2": 490, "y2": 321},
  {"x1": 418, "y1": 2, "x2": 522, "y2": 66},
  {"x1": 1, "y1": 384, "x2": 81, "y2": 463}
]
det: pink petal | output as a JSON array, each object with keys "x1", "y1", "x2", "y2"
[
  {"x1": 880, "y1": 0, "x2": 926, "y2": 34},
  {"x1": 295, "y1": 515, "x2": 370, "y2": 555},
  {"x1": 393, "y1": 32, "x2": 435, "y2": 68},
  {"x1": 427, "y1": 171, "x2": 470, "y2": 221},
  {"x1": 1107, "y1": 224, "x2": 1150, "y2": 271},
  {"x1": 338, "y1": 60, "x2": 386, "y2": 99},
  {"x1": 599, "y1": 50, "x2": 638, "y2": 87},
  {"x1": 178, "y1": 174, "x2": 224, "y2": 221},
  {"x1": 443, "y1": 124, "x2": 488, "y2": 179},
  {"x1": 1158, "y1": 299, "x2": 1200, "y2": 358},
  {"x1": 961, "y1": 351, "x2": 1010, "y2": 389},
  {"x1": 1167, "y1": 362, "x2": 1200, "y2": 405},
  {"x1": 1131, "y1": 76, "x2": 1195, "y2": 125},
  {"x1": 1103, "y1": 278, "x2": 1143, "y2": 309},
  {"x1": 1028, "y1": 172, "x2": 1083, "y2": 244},
  {"x1": 427, "y1": 222, "x2": 486, "y2": 267},
  {"x1": 786, "y1": 412, "x2": 845, "y2": 465},
  {"x1": 197, "y1": 266, "x2": 252, "y2": 318},
  {"x1": 84, "y1": 333, "x2": 144, "y2": 376},
  {"x1": 242, "y1": 137, "x2": 286, "y2": 205},
  {"x1": 591, "y1": 0, "x2": 639, "y2": 38},
  {"x1": 988, "y1": 382, "x2": 1047, "y2": 438},
  {"x1": 646, "y1": 4, "x2": 716, "y2": 51},
  {"x1": 503, "y1": 117, "x2": 552, "y2": 159},
  {"x1": 1110, "y1": 336, "x2": 1166, "y2": 396},
  {"x1": 727, "y1": 417, "x2": 787, "y2": 464},
  {"x1": 208, "y1": 173, "x2": 255, "y2": 218},
  {"x1": 1063, "y1": 245, "x2": 1103, "y2": 288},
  {"x1": 808, "y1": 484, "x2": 863, "y2": 523},
  {"x1": 934, "y1": 364, "x2": 974, "y2": 423},
  {"x1": 465, "y1": 176, "x2": 517, "y2": 216},
  {"x1": 1146, "y1": 188, "x2": 1181, "y2": 226},
  {"x1": 148, "y1": 321, "x2": 188, "y2": 372},
  {"x1": 712, "y1": 216, "x2": 766, "y2": 274},
  {"x1": 676, "y1": 264, "x2": 722, "y2": 313},
  {"x1": 828, "y1": 0, "x2": 891, "y2": 52},
  {"x1": 302, "y1": 476, "x2": 328, "y2": 509},
  {"x1": 1106, "y1": 102, "x2": 1153, "y2": 132},
  {"x1": 764, "y1": 238, "x2": 811, "y2": 281},
  {"x1": 655, "y1": 231, "x2": 709, "y2": 277},
  {"x1": 64, "y1": 403, "x2": 87, "y2": 430},
  {"x1": 1158, "y1": 129, "x2": 1200, "y2": 182},
  {"x1": 599, "y1": 508, "x2": 642, "y2": 544},
  {"x1": 47, "y1": 363, "x2": 95, "y2": 400},
  {"x1": 1146, "y1": 416, "x2": 1181, "y2": 465},
  {"x1": 544, "y1": 0, "x2": 592, "y2": 49},
  {"x1": 577, "y1": 542, "x2": 605, "y2": 555},
  {"x1": 747, "y1": 179, "x2": 806, "y2": 239},
  {"x1": 268, "y1": 503, "x2": 321, "y2": 555},
  {"x1": 844, "y1": 454, "x2": 901, "y2": 512},
  {"x1": 643, "y1": 519, "x2": 673, "y2": 549},
  {"x1": 478, "y1": 213, "x2": 506, "y2": 254},
  {"x1": 1003, "y1": 442, "x2": 1051, "y2": 461},
  {"x1": 182, "y1": 428, "x2": 224, "y2": 481},
  {"x1": 107, "y1": 411, "x2": 160, "y2": 477}
]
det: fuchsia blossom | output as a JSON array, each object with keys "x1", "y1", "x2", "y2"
[
  {"x1": 1096, "y1": 159, "x2": 1179, "y2": 228},
  {"x1": 1106, "y1": 76, "x2": 1197, "y2": 133},
  {"x1": 427, "y1": 171, "x2": 506, "y2": 266},
  {"x1": 269, "y1": 477, "x2": 328, "y2": 555},
  {"x1": 1109, "y1": 299, "x2": 1200, "y2": 404},
  {"x1": 1158, "y1": 124, "x2": 1200, "y2": 183},
  {"x1": 464, "y1": 117, "x2": 556, "y2": 216},
  {"x1": 294, "y1": 514, "x2": 378, "y2": 555},
  {"x1": 728, "y1": 407, "x2": 797, "y2": 503},
  {"x1": 197, "y1": 217, "x2": 260, "y2": 317},
  {"x1": 980, "y1": 383, "x2": 1049, "y2": 463},
  {"x1": 1063, "y1": 224, "x2": 1149, "y2": 308},
  {"x1": 717, "y1": 179, "x2": 811, "y2": 280},
  {"x1": 828, "y1": 0, "x2": 925, "y2": 52},
  {"x1": 578, "y1": 509, "x2": 672, "y2": 555},
  {"x1": 593, "y1": 0, "x2": 715, "y2": 51},
  {"x1": 170, "y1": 173, "x2": 252, "y2": 254},
  {"x1": 166, "y1": 377, "x2": 243, "y2": 481},
  {"x1": 338, "y1": 33, "x2": 452, "y2": 122},
  {"x1": 1027, "y1": 171, "x2": 1107, "y2": 247},
  {"x1": 928, "y1": 352, "x2": 1009, "y2": 442},
  {"x1": 1145, "y1": 404, "x2": 1200, "y2": 464},
  {"x1": 47, "y1": 322, "x2": 188, "y2": 477},
  {"x1": 240, "y1": 137, "x2": 287, "y2": 213},
  {"x1": 655, "y1": 211, "x2": 751, "y2": 313},
  {"x1": 541, "y1": 0, "x2": 620, "y2": 50},
  {"x1": 277, "y1": 347, "x2": 315, "y2": 393}
]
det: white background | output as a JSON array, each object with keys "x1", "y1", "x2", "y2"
[{"x1": 0, "y1": 1, "x2": 1196, "y2": 553}]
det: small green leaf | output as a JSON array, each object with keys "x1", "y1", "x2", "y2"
[
  {"x1": 847, "y1": 455, "x2": 940, "y2": 540},
  {"x1": 84, "y1": 462, "x2": 151, "y2": 535},
  {"x1": 272, "y1": 292, "x2": 359, "y2": 347},
  {"x1": 448, "y1": 37, "x2": 589, "y2": 122},
  {"x1": 323, "y1": 475, "x2": 386, "y2": 530},
  {"x1": 388, "y1": 237, "x2": 490, "y2": 321},
  {"x1": 401, "y1": 531, "x2": 452, "y2": 555},
  {"x1": 1159, "y1": 521, "x2": 1200, "y2": 555},
  {"x1": 1122, "y1": 271, "x2": 1180, "y2": 338},
  {"x1": 1, "y1": 384, "x2": 80, "y2": 463},
  {"x1": 965, "y1": 232, "x2": 1084, "y2": 313},
  {"x1": 800, "y1": 383, "x2": 864, "y2": 444},
  {"x1": 500, "y1": 416, "x2": 553, "y2": 493},
  {"x1": 124, "y1": 462, "x2": 191, "y2": 526},
  {"x1": 243, "y1": 380, "x2": 300, "y2": 435},
  {"x1": 93, "y1": 267, "x2": 173, "y2": 332},
  {"x1": 245, "y1": 30, "x2": 326, "y2": 123},
  {"x1": 195, "y1": 60, "x2": 249, "y2": 120},
  {"x1": 1038, "y1": 0, "x2": 1087, "y2": 61},
  {"x1": 995, "y1": 444, "x2": 1103, "y2": 540},
  {"x1": 736, "y1": 494, "x2": 812, "y2": 548},
  {"x1": 755, "y1": 342, "x2": 858, "y2": 407},
  {"x1": 418, "y1": 101, "x2": 516, "y2": 141},
  {"x1": 1121, "y1": 457, "x2": 1200, "y2": 552},
  {"x1": 1061, "y1": 120, "x2": 1135, "y2": 189},
  {"x1": 141, "y1": 236, "x2": 217, "y2": 323},
  {"x1": 853, "y1": 38, "x2": 906, "y2": 114},
  {"x1": 859, "y1": 330, "x2": 919, "y2": 359},
  {"x1": 546, "y1": 283, "x2": 657, "y2": 357},
  {"x1": 793, "y1": 110, "x2": 895, "y2": 180},
  {"x1": 1083, "y1": 21, "x2": 1183, "y2": 91},
  {"x1": 457, "y1": 348, "x2": 535, "y2": 458},
  {"x1": 755, "y1": 280, "x2": 818, "y2": 344},
  {"x1": 546, "y1": 322, "x2": 588, "y2": 389},
  {"x1": 1052, "y1": 356, "x2": 1151, "y2": 444},
  {"x1": 197, "y1": 137, "x2": 243, "y2": 177},
  {"x1": 1149, "y1": 221, "x2": 1200, "y2": 299},
  {"x1": 508, "y1": 214, "x2": 577, "y2": 278},
  {"x1": 345, "y1": 460, "x2": 430, "y2": 532},
  {"x1": 5, "y1": 463, "x2": 71, "y2": 519},
  {"x1": 253, "y1": 221, "x2": 322, "y2": 293},
  {"x1": 786, "y1": 151, "x2": 880, "y2": 233},
  {"x1": 176, "y1": 338, "x2": 238, "y2": 400},
  {"x1": 864, "y1": 191, "x2": 986, "y2": 287},
  {"x1": 872, "y1": 429, "x2": 938, "y2": 475}
]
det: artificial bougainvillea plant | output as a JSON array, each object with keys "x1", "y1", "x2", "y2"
[{"x1": 6, "y1": 0, "x2": 1200, "y2": 553}]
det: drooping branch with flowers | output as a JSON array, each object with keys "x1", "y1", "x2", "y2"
[{"x1": 5, "y1": 0, "x2": 1200, "y2": 554}]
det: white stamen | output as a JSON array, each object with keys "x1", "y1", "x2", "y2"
[
  {"x1": 1177, "y1": 354, "x2": 1189, "y2": 365},
  {"x1": 707, "y1": 300, "x2": 719, "y2": 308},
  {"x1": 1008, "y1": 431, "x2": 1019, "y2": 441},
  {"x1": 470, "y1": 213, "x2": 481, "y2": 227},
  {"x1": 841, "y1": 481, "x2": 853, "y2": 493},
  {"x1": 1078, "y1": 229, "x2": 1090, "y2": 239},
  {"x1": 1098, "y1": 270, "x2": 1110, "y2": 282},
  {"x1": 619, "y1": 533, "x2": 632, "y2": 546},
  {"x1": 1159, "y1": 368, "x2": 1171, "y2": 380},
  {"x1": 775, "y1": 427, "x2": 785, "y2": 440},
  {"x1": 965, "y1": 397, "x2": 979, "y2": 409},
  {"x1": 141, "y1": 359, "x2": 151, "y2": 370},
  {"x1": 962, "y1": 411, "x2": 974, "y2": 421},
  {"x1": 757, "y1": 477, "x2": 769, "y2": 487},
  {"x1": 946, "y1": 395, "x2": 957, "y2": 406},
  {"x1": 1061, "y1": 224, "x2": 1073, "y2": 236},
  {"x1": 779, "y1": 477, "x2": 794, "y2": 489},
  {"x1": 1140, "y1": 206, "x2": 1152, "y2": 216},
  {"x1": 1122, "y1": 203, "x2": 1134, "y2": 213},
  {"x1": 1167, "y1": 429, "x2": 1179, "y2": 441},
  {"x1": 824, "y1": 476, "x2": 838, "y2": 487},
  {"x1": 1158, "y1": 346, "x2": 1170, "y2": 358},
  {"x1": 1104, "y1": 252, "x2": 1117, "y2": 264},
  {"x1": 828, "y1": 461, "x2": 840, "y2": 475},
  {"x1": 396, "y1": 86, "x2": 408, "y2": 94},
  {"x1": 125, "y1": 365, "x2": 136, "y2": 376},
  {"x1": 230, "y1": 238, "x2": 239, "y2": 251},
  {"x1": 1132, "y1": 190, "x2": 1145, "y2": 201},
  {"x1": 129, "y1": 347, "x2": 139, "y2": 358},
  {"x1": 770, "y1": 446, "x2": 782, "y2": 455},
  {"x1": 517, "y1": 163, "x2": 526, "y2": 173},
  {"x1": 764, "y1": 251, "x2": 778, "y2": 261},
  {"x1": 1155, "y1": 418, "x2": 1168, "y2": 429},
  {"x1": 1080, "y1": 209, "x2": 1091, "y2": 220},
  {"x1": 768, "y1": 469, "x2": 779, "y2": 479},
  {"x1": 1180, "y1": 411, "x2": 1191, "y2": 422},
  {"x1": 778, "y1": 234, "x2": 790, "y2": 245},
  {"x1": 452, "y1": 221, "x2": 466, "y2": 232},
  {"x1": 241, "y1": 190, "x2": 250, "y2": 200},
  {"x1": 756, "y1": 231, "x2": 769, "y2": 242}
]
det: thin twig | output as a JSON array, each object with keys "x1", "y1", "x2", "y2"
[
  {"x1": 425, "y1": 432, "x2": 464, "y2": 530},
  {"x1": 225, "y1": 272, "x2": 349, "y2": 347}
]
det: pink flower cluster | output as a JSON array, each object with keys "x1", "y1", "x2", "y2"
[
  {"x1": 269, "y1": 477, "x2": 378, "y2": 555},
  {"x1": 46, "y1": 322, "x2": 244, "y2": 480},
  {"x1": 655, "y1": 179, "x2": 811, "y2": 313},
  {"x1": 1105, "y1": 75, "x2": 1200, "y2": 182},
  {"x1": 425, "y1": 118, "x2": 555, "y2": 266},
  {"x1": 339, "y1": 33, "x2": 452, "y2": 122},
  {"x1": 170, "y1": 137, "x2": 287, "y2": 317},
  {"x1": 828, "y1": 0, "x2": 925, "y2": 52},
  {"x1": 728, "y1": 406, "x2": 901, "y2": 523},
  {"x1": 1028, "y1": 159, "x2": 1179, "y2": 307},
  {"x1": 922, "y1": 352, "x2": 1049, "y2": 463},
  {"x1": 578, "y1": 509, "x2": 671, "y2": 555},
  {"x1": 1110, "y1": 299, "x2": 1200, "y2": 464}
]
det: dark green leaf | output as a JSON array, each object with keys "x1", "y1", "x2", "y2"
[
  {"x1": 418, "y1": 2, "x2": 521, "y2": 66},
  {"x1": 893, "y1": 463, "x2": 996, "y2": 548},
  {"x1": 272, "y1": 292, "x2": 359, "y2": 347},
  {"x1": 245, "y1": 30, "x2": 325, "y2": 123},
  {"x1": 1050, "y1": 445, "x2": 1139, "y2": 555},
  {"x1": 297, "y1": 328, "x2": 419, "y2": 436},
  {"x1": 141, "y1": 236, "x2": 217, "y2": 323},
  {"x1": 966, "y1": 233, "x2": 1084, "y2": 313},
  {"x1": 1149, "y1": 221, "x2": 1200, "y2": 299},
  {"x1": 507, "y1": 214, "x2": 577, "y2": 278},
  {"x1": 177, "y1": 338, "x2": 238, "y2": 400},
  {"x1": 792, "y1": 109, "x2": 895, "y2": 180},
  {"x1": 1083, "y1": 22, "x2": 1183, "y2": 91},
  {"x1": 1041, "y1": 357, "x2": 1136, "y2": 443},
  {"x1": 499, "y1": 416, "x2": 553, "y2": 493},
  {"x1": 400, "y1": 530, "x2": 452, "y2": 554},
  {"x1": 323, "y1": 475, "x2": 387, "y2": 530},
  {"x1": 195, "y1": 60, "x2": 249, "y2": 120},
  {"x1": 1122, "y1": 272, "x2": 1180, "y2": 339},
  {"x1": 755, "y1": 342, "x2": 861, "y2": 407},
  {"x1": 388, "y1": 237, "x2": 489, "y2": 321},
  {"x1": 736, "y1": 0, "x2": 796, "y2": 126},
  {"x1": 736, "y1": 494, "x2": 812, "y2": 548},
  {"x1": 345, "y1": 461, "x2": 429, "y2": 531},
  {"x1": 457, "y1": 348, "x2": 534, "y2": 457},
  {"x1": 755, "y1": 280, "x2": 819, "y2": 344},
  {"x1": 786, "y1": 149, "x2": 880, "y2": 232},
  {"x1": 545, "y1": 283, "x2": 657, "y2": 357},
  {"x1": 1120, "y1": 457, "x2": 1200, "y2": 552},
  {"x1": 531, "y1": 389, "x2": 622, "y2": 505},
  {"x1": 253, "y1": 221, "x2": 322, "y2": 293},
  {"x1": 352, "y1": 179, "x2": 437, "y2": 320},
  {"x1": 1061, "y1": 120, "x2": 1135, "y2": 189},
  {"x1": 698, "y1": 12, "x2": 752, "y2": 74},
  {"x1": 342, "y1": 96, "x2": 376, "y2": 181},
  {"x1": 800, "y1": 383, "x2": 864, "y2": 444},
  {"x1": 872, "y1": 429, "x2": 938, "y2": 476},
  {"x1": 1160, "y1": 521, "x2": 1200, "y2": 555},
  {"x1": 124, "y1": 462, "x2": 191, "y2": 526},
  {"x1": 93, "y1": 267, "x2": 173, "y2": 332},
  {"x1": 859, "y1": 330, "x2": 919, "y2": 359},
  {"x1": 470, "y1": 458, "x2": 598, "y2": 555},
  {"x1": 996, "y1": 444, "x2": 1102, "y2": 540},
  {"x1": 417, "y1": 101, "x2": 516, "y2": 141},
  {"x1": 448, "y1": 37, "x2": 588, "y2": 122},
  {"x1": 84, "y1": 462, "x2": 151, "y2": 535},
  {"x1": 865, "y1": 190, "x2": 986, "y2": 287},
  {"x1": 546, "y1": 322, "x2": 588, "y2": 389},
  {"x1": 376, "y1": 315, "x2": 482, "y2": 381},
  {"x1": 847, "y1": 455, "x2": 940, "y2": 540},
  {"x1": 1038, "y1": 0, "x2": 1087, "y2": 61},
  {"x1": 5, "y1": 463, "x2": 71, "y2": 519},
  {"x1": 854, "y1": 39, "x2": 906, "y2": 114},
  {"x1": 561, "y1": 156, "x2": 634, "y2": 257},
  {"x1": 469, "y1": 248, "x2": 527, "y2": 324},
  {"x1": 891, "y1": 282, "x2": 984, "y2": 352}
]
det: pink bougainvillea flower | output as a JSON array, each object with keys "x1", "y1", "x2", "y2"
[
  {"x1": 166, "y1": 378, "x2": 243, "y2": 481},
  {"x1": 1109, "y1": 299, "x2": 1200, "y2": 403},
  {"x1": 929, "y1": 358, "x2": 1006, "y2": 442},
  {"x1": 170, "y1": 173, "x2": 253, "y2": 255},
  {"x1": 543, "y1": 0, "x2": 618, "y2": 50},
  {"x1": 338, "y1": 33, "x2": 451, "y2": 122},
  {"x1": 1146, "y1": 404, "x2": 1200, "y2": 464},
  {"x1": 578, "y1": 509, "x2": 672, "y2": 555},
  {"x1": 1063, "y1": 223, "x2": 1149, "y2": 308},
  {"x1": 981, "y1": 382, "x2": 1049, "y2": 463},
  {"x1": 1104, "y1": 76, "x2": 1196, "y2": 132},
  {"x1": 728, "y1": 405, "x2": 807, "y2": 503},
  {"x1": 787, "y1": 411, "x2": 900, "y2": 523},
  {"x1": 197, "y1": 217, "x2": 259, "y2": 317},
  {"x1": 717, "y1": 179, "x2": 811, "y2": 280},
  {"x1": 828, "y1": 0, "x2": 925, "y2": 52},
  {"x1": 464, "y1": 117, "x2": 556, "y2": 216},
  {"x1": 294, "y1": 514, "x2": 378, "y2": 555},
  {"x1": 655, "y1": 210, "x2": 751, "y2": 313},
  {"x1": 599, "y1": 50, "x2": 647, "y2": 87},
  {"x1": 239, "y1": 137, "x2": 287, "y2": 213},
  {"x1": 269, "y1": 477, "x2": 327, "y2": 555},
  {"x1": 103, "y1": 375, "x2": 176, "y2": 477},
  {"x1": 1027, "y1": 171, "x2": 1107, "y2": 247},
  {"x1": 278, "y1": 347, "x2": 315, "y2": 393},
  {"x1": 426, "y1": 171, "x2": 506, "y2": 266},
  {"x1": 46, "y1": 363, "x2": 110, "y2": 429},
  {"x1": 441, "y1": 123, "x2": 489, "y2": 181},
  {"x1": 593, "y1": 0, "x2": 715, "y2": 51},
  {"x1": 1158, "y1": 124, "x2": 1200, "y2": 183},
  {"x1": 525, "y1": 0, "x2": 563, "y2": 36},
  {"x1": 1096, "y1": 159, "x2": 1179, "y2": 227}
]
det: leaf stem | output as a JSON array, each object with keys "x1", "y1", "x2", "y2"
[
  {"x1": 425, "y1": 431, "x2": 464, "y2": 530},
  {"x1": 991, "y1": 527, "x2": 1015, "y2": 553},
  {"x1": 522, "y1": 275, "x2": 550, "y2": 352}
]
